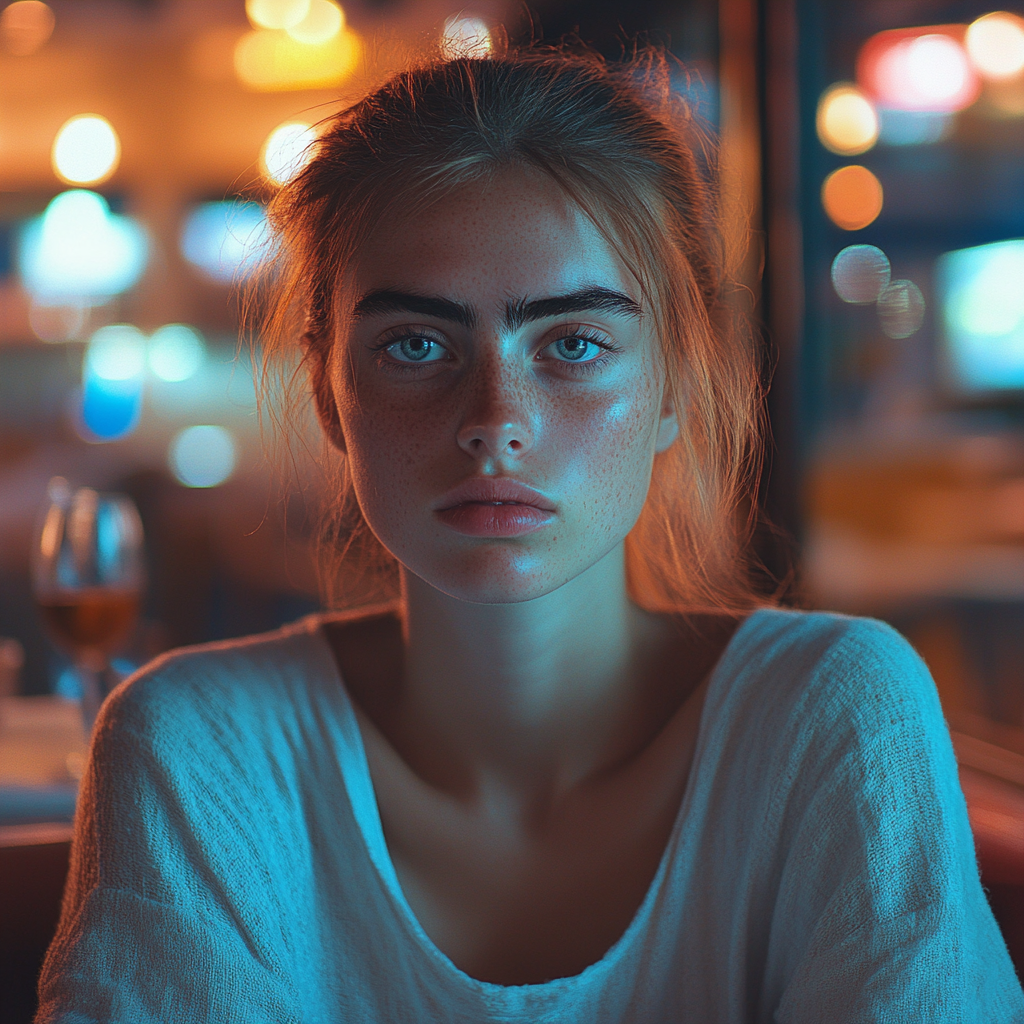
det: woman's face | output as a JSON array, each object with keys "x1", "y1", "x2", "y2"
[{"x1": 325, "y1": 168, "x2": 677, "y2": 604}]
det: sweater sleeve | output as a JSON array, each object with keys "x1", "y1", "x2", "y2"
[
  {"x1": 770, "y1": 619, "x2": 1024, "y2": 1024},
  {"x1": 35, "y1": 653, "x2": 304, "y2": 1024}
]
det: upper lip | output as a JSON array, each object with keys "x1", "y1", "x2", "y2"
[{"x1": 435, "y1": 478, "x2": 556, "y2": 512}]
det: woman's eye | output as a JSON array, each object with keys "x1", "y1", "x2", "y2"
[
  {"x1": 545, "y1": 336, "x2": 606, "y2": 362},
  {"x1": 386, "y1": 337, "x2": 447, "y2": 363}
]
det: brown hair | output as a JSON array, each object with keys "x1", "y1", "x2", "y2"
[{"x1": 253, "y1": 45, "x2": 767, "y2": 613}]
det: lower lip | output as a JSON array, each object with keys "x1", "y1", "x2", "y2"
[{"x1": 435, "y1": 502, "x2": 555, "y2": 537}]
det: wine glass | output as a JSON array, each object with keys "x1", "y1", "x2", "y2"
[{"x1": 33, "y1": 478, "x2": 145, "y2": 733}]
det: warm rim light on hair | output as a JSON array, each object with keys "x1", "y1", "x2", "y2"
[
  {"x1": 52, "y1": 114, "x2": 121, "y2": 185},
  {"x1": 966, "y1": 12, "x2": 1024, "y2": 80},
  {"x1": 816, "y1": 83, "x2": 879, "y2": 155},
  {"x1": 821, "y1": 165, "x2": 884, "y2": 231}
]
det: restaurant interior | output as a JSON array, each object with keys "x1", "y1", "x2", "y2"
[{"x1": 0, "y1": 0, "x2": 1022, "y2": 1017}]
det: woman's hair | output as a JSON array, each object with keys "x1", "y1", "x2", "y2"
[{"x1": 253, "y1": 44, "x2": 768, "y2": 613}]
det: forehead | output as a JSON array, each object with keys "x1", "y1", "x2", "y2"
[{"x1": 350, "y1": 167, "x2": 637, "y2": 305}]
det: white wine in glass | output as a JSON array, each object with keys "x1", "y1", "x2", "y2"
[{"x1": 33, "y1": 479, "x2": 145, "y2": 732}]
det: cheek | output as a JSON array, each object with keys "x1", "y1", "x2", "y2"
[
  {"x1": 548, "y1": 379, "x2": 662, "y2": 517},
  {"x1": 332, "y1": 367, "x2": 450, "y2": 514}
]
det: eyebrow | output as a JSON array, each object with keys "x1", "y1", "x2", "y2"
[
  {"x1": 503, "y1": 287, "x2": 643, "y2": 330},
  {"x1": 350, "y1": 286, "x2": 643, "y2": 331},
  {"x1": 351, "y1": 290, "x2": 477, "y2": 328}
]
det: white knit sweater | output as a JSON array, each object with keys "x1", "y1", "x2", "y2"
[{"x1": 37, "y1": 608, "x2": 1024, "y2": 1023}]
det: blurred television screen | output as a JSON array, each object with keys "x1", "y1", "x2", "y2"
[{"x1": 936, "y1": 238, "x2": 1024, "y2": 396}]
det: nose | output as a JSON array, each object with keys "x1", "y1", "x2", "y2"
[{"x1": 455, "y1": 359, "x2": 535, "y2": 460}]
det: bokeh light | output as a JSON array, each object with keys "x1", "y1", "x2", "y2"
[
  {"x1": 0, "y1": 0, "x2": 54, "y2": 56},
  {"x1": 51, "y1": 114, "x2": 121, "y2": 186},
  {"x1": 169, "y1": 426, "x2": 237, "y2": 488},
  {"x1": 180, "y1": 200, "x2": 269, "y2": 283},
  {"x1": 966, "y1": 12, "x2": 1024, "y2": 80},
  {"x1": 440, "y1": 15, "x2": 492, "y2": 59},
  {"x1": 816, "y1": 84, "x2": 879, "y2": 155},
  {"x1": 938, "y1": 239, "x2": 1024, "y2": 391},
  {"x1": 877, "y1": 280, "x2": 925, "y2": 338},
  {"x1": 261, "y1": 121, "x2": 317, "y2": 185},
  {"x1": 286, "y1": 0, "x2": 343, "y2": 44},
  {"x1": 86, "y1": 325, "x2": 146, "y2": 381},
  {"x1": 821, "y1": 165, "x2": 884, "y2": 231},
  {"x1": 246, "y1": 0, "x2": 309, "y2": 30},
  {"x1": 18, "y1": 190, "x2": 148, "y2": 304},
  {"x1": 234, "y1": 22, "x2": 360, "y2": 90},
  {"x1": 860, "y1": 29, "x2": 981, "y2": 112},
  {"x1": 831, "y1": 245, "x2": 891, "y2": 303},
  {"x1": 148, "y1": 324, "x2": 205, "y2": 382},
  {"x1": 80, "y1": 326, "x2": 146, "y2": 442},
  {"x1": 28, "y1": 302, "x2": 86, "y2": 343},
  {"x1": 877, "y1": 108, "x2": 952, "y2": 146}
]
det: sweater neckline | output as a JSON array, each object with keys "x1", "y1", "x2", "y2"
[{"x1": 306, "y1": 607, "x2": 768, "y2": 997}]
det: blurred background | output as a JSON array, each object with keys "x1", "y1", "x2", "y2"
[{"x1": 0, "y1": 0, "x2": 1022, "y2": 1017}]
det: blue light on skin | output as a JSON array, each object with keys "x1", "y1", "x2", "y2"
[
  {"x1": 18, "y1": 190, "x2": 148, "y2": 304},
  {"x1": 937, "y1": 239, "x2": 1024, "y2": 392},
  {"x1": 180, "y1": 201, "x2": 269, "y2": 283}
]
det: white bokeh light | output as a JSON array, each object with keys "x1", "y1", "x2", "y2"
[
  {"x1": 169, "y1": 426, "x2": 237, "y2": 488},
  {"x1": 286, "y1": 0, "x2": 343, "y2": 44},
  {"x1": 441, "y1": 15, "x2": 492, "y2": 59},
  {"x1": 148, "y1": 324, "x2": 205, "y2": 382},
  {"x1": 868, "y1": 32, "x2": 980, "y2": 112},
  {"x1": 261, "y1": 122, "x2": 317, "y2": 185},
  {"x1": 52, "y1": 115, "x2": 121, "y2": 186},
  {"x1": 966, "y1": 12, "x2": 1024, "y2": 80},
  {"x1": 246, "y1": 0, "x2": 310, "y2": 29}
]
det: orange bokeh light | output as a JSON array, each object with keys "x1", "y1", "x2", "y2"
[{"x1": 821, "y1": 165, "x2": 884, "y2": 231}]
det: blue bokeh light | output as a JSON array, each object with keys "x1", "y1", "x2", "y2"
[
  {"x1": 79, "y1": 325, "x2": 146, "y2": 441},
  {"x1": 169, "y1": 425, "x2": 237, "y2": 487},
  {"x1": 180, "y1": 201, "x2": 269, "y2": 283},
  {"x1": 18, "y1": 190, "x2": 148, "y2": 304}
]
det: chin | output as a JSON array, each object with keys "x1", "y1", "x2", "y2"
[{"x1": 403, "y1": 544, "x2": 576, "y2": 605}]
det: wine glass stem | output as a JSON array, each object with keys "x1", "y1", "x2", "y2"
[{"x1": 78, "y1": 661, "x2": 109, "y2": 735}]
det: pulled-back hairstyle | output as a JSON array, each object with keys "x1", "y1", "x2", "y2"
[{"x1": 254, "y1": 45, "x2": 766, "y2": 613}]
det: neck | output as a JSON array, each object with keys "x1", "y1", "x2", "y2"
[{"x1": 396, "y1": 544, "x2": 662, "y2": 798}]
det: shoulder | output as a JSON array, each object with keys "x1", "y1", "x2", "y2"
[
  {"x1": 727, "y1": 607, "x2": 938, "y2": 733},
  {"x1": 96, "y1": 615, "x2": 337, "y2": 755},
  {"x1": 703, "y1": 608, "x2": 951, "y2": 800}
]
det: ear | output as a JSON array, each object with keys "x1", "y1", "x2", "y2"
[
  {"x1": 654, "y1": 393, "x2": 679, "y2": 453},
  {"x1": 304, "y1": 333, "x2": 347, "y2": 454}
]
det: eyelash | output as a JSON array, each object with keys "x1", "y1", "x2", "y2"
[
  {"x1": 542, "y1": 329, "x2": 621, "y2": 374},
  {"x1": 369, "y1": 328, "x2": 622, "y2": 374},
  {"x1": 370, "y1": 331, "x2": 450, "y2": 372}
]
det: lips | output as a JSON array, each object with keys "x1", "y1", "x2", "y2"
[{"x1": 434, "y1": 478, "x2": 556, "y2": 537}]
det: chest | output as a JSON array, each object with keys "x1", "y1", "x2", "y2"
[{"x1": 366, "y1": 733, "x2": 696, "y2": 986}]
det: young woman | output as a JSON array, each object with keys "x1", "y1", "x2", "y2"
[{"x1": 38, "y1": 49, "x2": 1022, "y2": 1023}]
